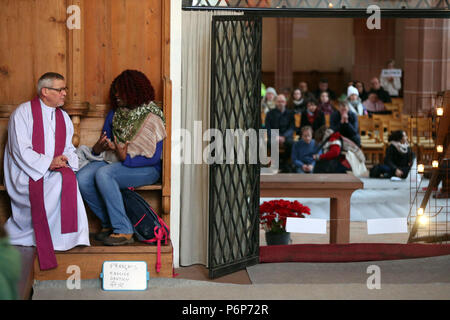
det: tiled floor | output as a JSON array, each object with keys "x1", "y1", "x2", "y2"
[{"x1": 174, "y1": 264, "x2": 252, "y2": 285}]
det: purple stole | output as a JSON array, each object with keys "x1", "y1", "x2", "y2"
[{"x1": 29, "y1": 97, "x2": 78, "y2": 270}]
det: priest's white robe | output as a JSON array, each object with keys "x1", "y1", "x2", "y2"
[{"x1": 3, "y1": 99, "x2": 90, "y2": 250}]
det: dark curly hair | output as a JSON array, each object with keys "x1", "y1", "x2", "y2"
[{"x1": 109, "y1": 70, "x2": 155, "y2": 110}]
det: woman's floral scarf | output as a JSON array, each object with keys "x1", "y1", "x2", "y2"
[{"x1": 112, "y1": 101, "x2": 166, "y2": 158}]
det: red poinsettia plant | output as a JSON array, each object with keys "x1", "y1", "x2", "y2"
[{"x1": 260, "y1": 199, "x2": 311, "y2": 233}]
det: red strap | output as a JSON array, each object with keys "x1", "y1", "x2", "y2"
[{"x1": 154, "y1": 227, "x2": 163, "y2": 273}]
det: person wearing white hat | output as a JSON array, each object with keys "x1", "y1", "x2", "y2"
[
  {"x1": 261, "y1": 87, "x2": 277, "y2": 114},
  {"x1": 345, "y1": 85, "x2": 367, "y2": 116}
]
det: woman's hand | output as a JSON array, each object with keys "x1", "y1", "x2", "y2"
[
  {"x1": 114, "y1": 136, "x2": 129, "y2": 162},
  {"x1": 395, "y1": 168, "x2": 403, "y2": 178},
  {"x1": 93, "y1": 132, "x2": 111, "y2": 154}
]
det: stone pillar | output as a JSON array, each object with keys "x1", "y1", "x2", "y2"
[
  {"x1": 275, "y1": 18, "x2": 293, "y2": 92},
  {"x1": 352, "y1": 18, "x2": 396, "y2": 90},
  {"x1": 403, "y1": 19, "x2": 450, "y2": 115}
]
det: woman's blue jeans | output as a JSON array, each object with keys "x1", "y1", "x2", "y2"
[{"x1": 76, "y1": 161, "x2": 161, "y2": 234}]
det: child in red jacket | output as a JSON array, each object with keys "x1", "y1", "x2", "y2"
[{"x1": 312, "y1": 127, "x2": 351, "y2": 173}]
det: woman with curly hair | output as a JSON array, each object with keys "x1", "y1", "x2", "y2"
[{"x1": 77, "y1": 70, "x2": 166, "y2": 246}]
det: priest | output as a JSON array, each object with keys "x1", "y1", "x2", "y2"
[{"x1": 3, "y1": 72, "x2": 90, "y2": 270}]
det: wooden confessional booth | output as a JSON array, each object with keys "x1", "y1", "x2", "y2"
[{"x1": 0, "y1": 0, "x2": 173, "y2": 284}]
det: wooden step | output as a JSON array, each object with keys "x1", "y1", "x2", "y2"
[
  {"x1": 34, "y1": 238, "x2": 173, "y2": 281},
  {"x1": 0, "y1": 184, "x2": 162, "y2": 191}
]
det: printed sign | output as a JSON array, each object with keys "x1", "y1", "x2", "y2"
[
  {"x1": 101, "y1": 261, "x2": 149, "y2": 291},
  {"x1": 286, "y1": 217, "x2": 327, "y2": 234},
  {"x1": 381, "y1": 69, "x2": 402, "y2": 78},
  {"x1": 367, "y1": 218, "x2": 408, "y2": 235}
]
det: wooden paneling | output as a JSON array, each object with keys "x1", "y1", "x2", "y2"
[
  {"x1": 0, "y1": 0, "x2": 164, "y2": 106},
  {"x1": 0, "y1": 1, "x2": 173, "y2": 269},
  {"x1": 83, "y1": 0, "x2": 163, "y2": 106},
  {"x1": 0, "y1": 0, "x2": 172, "y2": 212},
  {"x1": 0, "y1": 0, "x2": 67, "y2": 104}
]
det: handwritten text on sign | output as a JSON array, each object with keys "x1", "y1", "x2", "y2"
[
  {"x1": 381, "y1": 69, "x2": 402, "y2": 78},
  {"x1": 101, "y1": 261, "x2": 148, "y2": 291}
]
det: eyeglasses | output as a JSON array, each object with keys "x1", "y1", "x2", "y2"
[{"x1": 44, "y1": 87, "x2": 69, "y2": 93}]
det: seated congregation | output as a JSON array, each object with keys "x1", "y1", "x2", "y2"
[
  {"x1": 2, "y1": 70, "x2": 166, "y2": 272},
  {"x1": 261, "y1": 68, "x2": 421, "y2": 179}
]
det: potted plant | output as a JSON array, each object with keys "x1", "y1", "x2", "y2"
[{"x1": 260, "y1": 199, "x2": 311, "y2": 245}]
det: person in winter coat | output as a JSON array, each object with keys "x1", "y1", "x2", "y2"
[
  {"x1": 287, "y1": 88, "x2": 307, "y2": 114},
  {"x1": 261, "y1": 87, "x2": 277, "y2": 114},
  {"x1": 299, "y1": 98, "x2": 325, "y2": 136},
  {"x1": 318, "y1": 91, "x2": 334, "y2": 115},
  {"x1": 345, "y1": 85, "x2": 367, "y2": 116},
  {"x1": 370, "y1": 130, "x2": 415, "y2": 179},
  {"x1": 291, "y1": 126, "x2": 317, "y2": 173},
  {"x1": 330, "y1": 101, "x2": 361, "y2": 147},
  {"x1": 312, "y1": 126, "x2": 351, "y2": 174}
]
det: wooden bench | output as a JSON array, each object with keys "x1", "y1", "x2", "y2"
[
  {"x1": 260, "y1": 173, "x2": 363, "y2": 244},
  {"x1": 0, "y1": 102, "x2": 173, "y2": 281}
]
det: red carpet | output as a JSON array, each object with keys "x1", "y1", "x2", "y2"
[{"x1": 260, "y1": 243, "x2": 450, "y2": 263}]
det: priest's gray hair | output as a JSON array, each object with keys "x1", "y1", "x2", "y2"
[{"x1": 37, "y1": 72, "x2": 65, "y2": 96}]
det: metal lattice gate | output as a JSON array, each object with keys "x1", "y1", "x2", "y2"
[{"x1": 208, "y1": 16, "x2": 262, "y2": 279}]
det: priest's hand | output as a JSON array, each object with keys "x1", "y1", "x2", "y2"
[
  {"x1": 50, "y1": 155, "x2": 68, "y2": 171},
  {"x1": 114, "y1": 136, "x2": 129, "y2": 162}
]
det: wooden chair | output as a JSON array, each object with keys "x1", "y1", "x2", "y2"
[
  {"x1": 391, "y1": 97, "x2": 404, "y2": 114},
  {"x1": 293, "y1": 113, "x2": 301, "y2": 141},
  {"x1": 388, "y1": 119, "x2": 406, "y2": 135},
  {"x1": 372, "y1": 114, "x2": 392, "y2": 143},
  {"x1": 358, "y1": 115, "x2": 385, "y2": 165},
  {"x1": 294, "y1": 113, "x2": 301, "y2": 128},
  {"x1": 409, "y1": 117, "x2": 435, "y2": 164},
  {"x1": 384, "y1": 103, "x2": 398, "y2": 113},
  {"x1": 325, "y1": 113, "x2": 330, "y2": 127}
]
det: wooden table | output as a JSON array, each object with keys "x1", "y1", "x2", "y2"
[{"x1": 260, "y1": 174, "x2": 363, "y2": 244}]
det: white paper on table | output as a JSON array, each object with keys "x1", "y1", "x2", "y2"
[
  {"x1": 367, "y1": 218, "x2": 408, "y2": 235},
  {"x1": 286, "y1": 217, "x2": 327, "y2": 234}
]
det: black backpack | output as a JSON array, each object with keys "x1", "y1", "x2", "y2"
[{"x1": 121, "y1": 188, "x2": 170, "y2": 273}]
